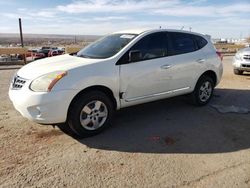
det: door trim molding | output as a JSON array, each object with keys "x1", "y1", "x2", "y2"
[{"x1": 125, "y1": 87, "x2": 190, "y2": 102}]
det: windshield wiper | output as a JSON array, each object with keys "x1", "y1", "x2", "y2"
[{"x1": 77, "y1": 54, "x2": 94, "y2": 59}]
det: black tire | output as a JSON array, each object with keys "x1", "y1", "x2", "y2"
[
  {"x1": 57, "y1": 123, "x2": 80, "y2": 139},
  {"x1": 67, "y1": 90, "x2": 114, "y2": 138},
  {"x1": 190, "y1": 75, "x2": 214, "y2": 106},
  {"x1": 234, "y1": 69, "x2": 243, "y2": 75}
]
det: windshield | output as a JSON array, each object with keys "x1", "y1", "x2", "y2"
[{"x1": 77, "y1": 33, "x2": 138, "y2": 59}]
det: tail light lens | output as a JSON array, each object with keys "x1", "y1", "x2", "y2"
[{"x1": 216, "y1": 51, "x2": 223, "y2": 61}]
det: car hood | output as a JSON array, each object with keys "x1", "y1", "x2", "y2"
[
  {"x1": 17, "y1": 54, "x2": 104, "y2": 80},
  {"x1": 239, "y1": 48, "x2": 250, "y2": 55}
]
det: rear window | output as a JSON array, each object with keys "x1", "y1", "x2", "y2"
[{"x1": 168, "y1": 32, "x2": 196, "y2": 55}]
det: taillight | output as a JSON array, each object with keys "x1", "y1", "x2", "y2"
[{"x1": 216, "y1": 51, "x2": 223, "y2": 61}]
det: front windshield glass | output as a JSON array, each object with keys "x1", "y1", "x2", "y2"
[{"x1": 77, "y1": 33, "x2": 138, "y2": 59}]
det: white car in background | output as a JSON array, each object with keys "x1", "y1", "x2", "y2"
[
  {"x1": 233, "y1": 47, "x2": 250, "y2": 75},
  {"x1": 0, "y1": 55, "x2": 10, "y2": 62},
  {"x1": 9, "y1": 29, "x2": 223, "y2": 138}
]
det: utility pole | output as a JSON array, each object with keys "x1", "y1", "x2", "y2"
[
  {"x1": 19, "y1": 18, "x2": 24, "y2": 47},
  {"x1": 19, "y1": 18, "x2": 26, "y2": 64}
]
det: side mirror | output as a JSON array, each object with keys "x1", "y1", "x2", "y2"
[{"x1": 129, "y1": 50, "x2": 142, "y2": 62}]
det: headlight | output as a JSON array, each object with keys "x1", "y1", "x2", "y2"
[
  {"x1": 235, "y1": 52, "x2": 242, "y2": 60},
  {"x1": 30, "y1": 71, "x2": 67, "y2": 92}
]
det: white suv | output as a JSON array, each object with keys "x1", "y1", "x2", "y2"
[
  {"x1": 233, "y1": 47, "x2": 250, "y2": 75},
  {"x1": 9, "y1": 29, "x2": 223, "y2": 137}
]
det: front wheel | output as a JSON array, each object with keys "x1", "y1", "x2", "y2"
[
  {"x1": 234, "y1": 69, "x2": 243, "y2": 75},
  {"x1": 190, "y1": 76, "x2": 214, "y2": 106},
  {"x1": 67, "y1": 91, "x2": 114, "y2": 138}
]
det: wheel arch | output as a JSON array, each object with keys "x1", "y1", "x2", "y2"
[
  {"x1": 199, "y1": 70, "x2": 217, "y2": 86},
  {"x1": 67, "y1": 85, "x2": 118, "y2": 116}
]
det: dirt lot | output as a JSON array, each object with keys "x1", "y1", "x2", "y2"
[{"x1": 0, "y1": 56, "x2": 250, "y2": 188}]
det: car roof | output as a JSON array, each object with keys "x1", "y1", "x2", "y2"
[
  {"x1": 113, "y1": 29, "x2": 148, "y2": 35},
  {"x1": 113, "y1": 28, "x2": 207, "y2": 37}
]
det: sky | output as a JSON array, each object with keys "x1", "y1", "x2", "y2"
[{"x1": 0, "y1": 0, "x2": 249, "y2": 38}]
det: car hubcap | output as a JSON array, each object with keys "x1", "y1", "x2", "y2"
[
  {"x1": 199, "y1": 81, "x2": 212, "y2": 102},
  {"x1": 79, "y1": 100, "x2": 108, "y2": 130}
]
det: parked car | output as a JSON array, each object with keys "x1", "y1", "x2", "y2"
[
  {"x1": 0, "y1": 55, "x2": 10, "y2": 62},
  {"x1": 25, "y1": 49, "x2": 45, "y2": 61},
  {"x1": 32, "y1": 50, "x2": 46, "y2": 60},
  {"x1": 9, "y1": 29, "x2": 223, "y2": 137},
  {"x1": 40, "y1": 47, "x2": 54, "y2": 57},
  {"x1": 48, "y1": 49, "x2": 64, "y2": 57},
  {"x1": 26, "y1": 49, "x2": 37, "y2": 58},
  {"x1": 233, "y1": 47, "x2": 250, "y2": 75},
  {"x1": 0, "y1": 55, "x2": 11, "y2": 62}
]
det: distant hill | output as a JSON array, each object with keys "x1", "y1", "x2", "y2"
[
  {"x1": 0, "y1": 33, "x2": 100, "y2": 40},
  {"x1": 0, "y1": 33, "x2": 101, "y2": 47}
]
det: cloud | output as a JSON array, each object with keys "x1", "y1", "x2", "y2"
[
  {"x1": 0, "y1": 26, "x2": 13, "y2": 32},
  {"x1": 1, "y1": 9, "x2": 56, "y2": 20},
  {"x1": 56, "y1": 0, "x2": 250, "y2": 17},
  {"x1": 56, "y1": 0, "x2": 180, "y2": 14},
  {"x1": 34, "y1": 10, "x2": 57, "y2": 18},
  {"x1": 0, "y1": 0, "x2": 249, "y2": 38},
  {"x1": 93, "y1": 16, "x2": 129, "y2": 21},
  {"x1": 1, "y1": 13, "x2": 21, "y2": 19},
  {"x1": 21, "y1": 19, "x2": 191, "y2": 35},
  {"x1": 155, "y1": 3, "x2": 250, "y2": 17}
]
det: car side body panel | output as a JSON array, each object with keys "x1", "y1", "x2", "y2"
[{"x1": 9, "y1": 29, "x2": 223, "y2": 124}]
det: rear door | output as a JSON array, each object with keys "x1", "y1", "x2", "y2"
[{"x1": 165, "y1": 32, "x2": 207, "y2": 91}]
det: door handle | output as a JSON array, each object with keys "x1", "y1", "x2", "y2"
[
  {"x1": 161, "y1": 64, "x2": 172, "y2": 69},
  {"x1": 196, "y1": 59, "x2": 205, "y2": 63}
]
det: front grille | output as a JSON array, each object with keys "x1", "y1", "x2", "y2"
[
  {"x1": 11, "y1": 76, "x2": 27, "y2": 90},
  {"x1": 242, "y1": 64, "x2": 250, "y2": 68},
  {"x1": 243, "y1": 55, "x2": 250, "y2": 60}
]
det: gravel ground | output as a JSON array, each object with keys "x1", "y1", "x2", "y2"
[{"x1": 0, "y1": 56, "x2": 250, "y2": 188}]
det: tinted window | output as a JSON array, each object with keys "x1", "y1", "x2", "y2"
[
  {"x1": 130, "y1": 32, "x2": 167, "y2": 61},
  {"x1": 168, "y1": 32, "x2": 196, "y2": 55},
  {"x1": 194, "y1": 35, "x2": 208, "y2": 49}
]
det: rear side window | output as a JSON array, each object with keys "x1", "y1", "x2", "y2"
[
  {"x1": 194, "y1": 35, "x2": 208, "y2": 49},
  {"x1": 131, "y1": 32, "x2": 167, "y2": 60},
  {"x1": 168, "y1": 32, "x2": 196, "y2": 55}
]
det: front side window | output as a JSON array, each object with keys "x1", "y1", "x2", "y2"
[
  {"x1": 118, "y1": 32, "x2": 167, "y2": 64},
  {"x1": 168, "y1": 32, "x2": 196, "y2": 55},
  {"x1": 77, "y1": 33, "x2": 137, "y2": 59},
  {"x1": 130, "y1": 32, "x2": 167, "y2": 60}
]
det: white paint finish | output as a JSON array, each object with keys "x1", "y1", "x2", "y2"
[
  {"x1": 232, "y1": 48, "x2": 250, "y2": 71},
  {"x1": 9, "y1": 28, "x2": 223, "y2": 124}
]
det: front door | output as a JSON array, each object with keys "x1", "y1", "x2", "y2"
[{"x1": 119, "y1": 32, "x2": 174, "y2": 106}]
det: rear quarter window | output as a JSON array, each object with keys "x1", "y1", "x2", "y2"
[{"x1": 194, "y1": 35, "x2": 208, "y2": 49}]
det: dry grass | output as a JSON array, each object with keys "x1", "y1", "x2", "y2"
[
  {"x1": 65, "y1": 46, "x2": 82, "y2": 54},
  {"x1": 0, "y1": 48, "x2": 27, "y2": 54},
  {"x1": 215, "y1": 44, "x2": 245, "y2": 52}
]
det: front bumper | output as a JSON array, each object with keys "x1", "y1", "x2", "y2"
[
  {"x1": 232, "y1": 58, "x2": 250, "y2": 72},
  {"x1": 9, "y1": 85, "x2": 77, "y2": 124}
]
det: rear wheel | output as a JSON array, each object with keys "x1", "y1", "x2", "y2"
[
  {"x1": 190, "y1": 75, "x2": 214, "y2": 106},
  {"x1": 234, "y1": 69, "x2": 243, "y2": 75},
  {"x1": 67, "y1": 91, "x2": 114, "y2": 138}
]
